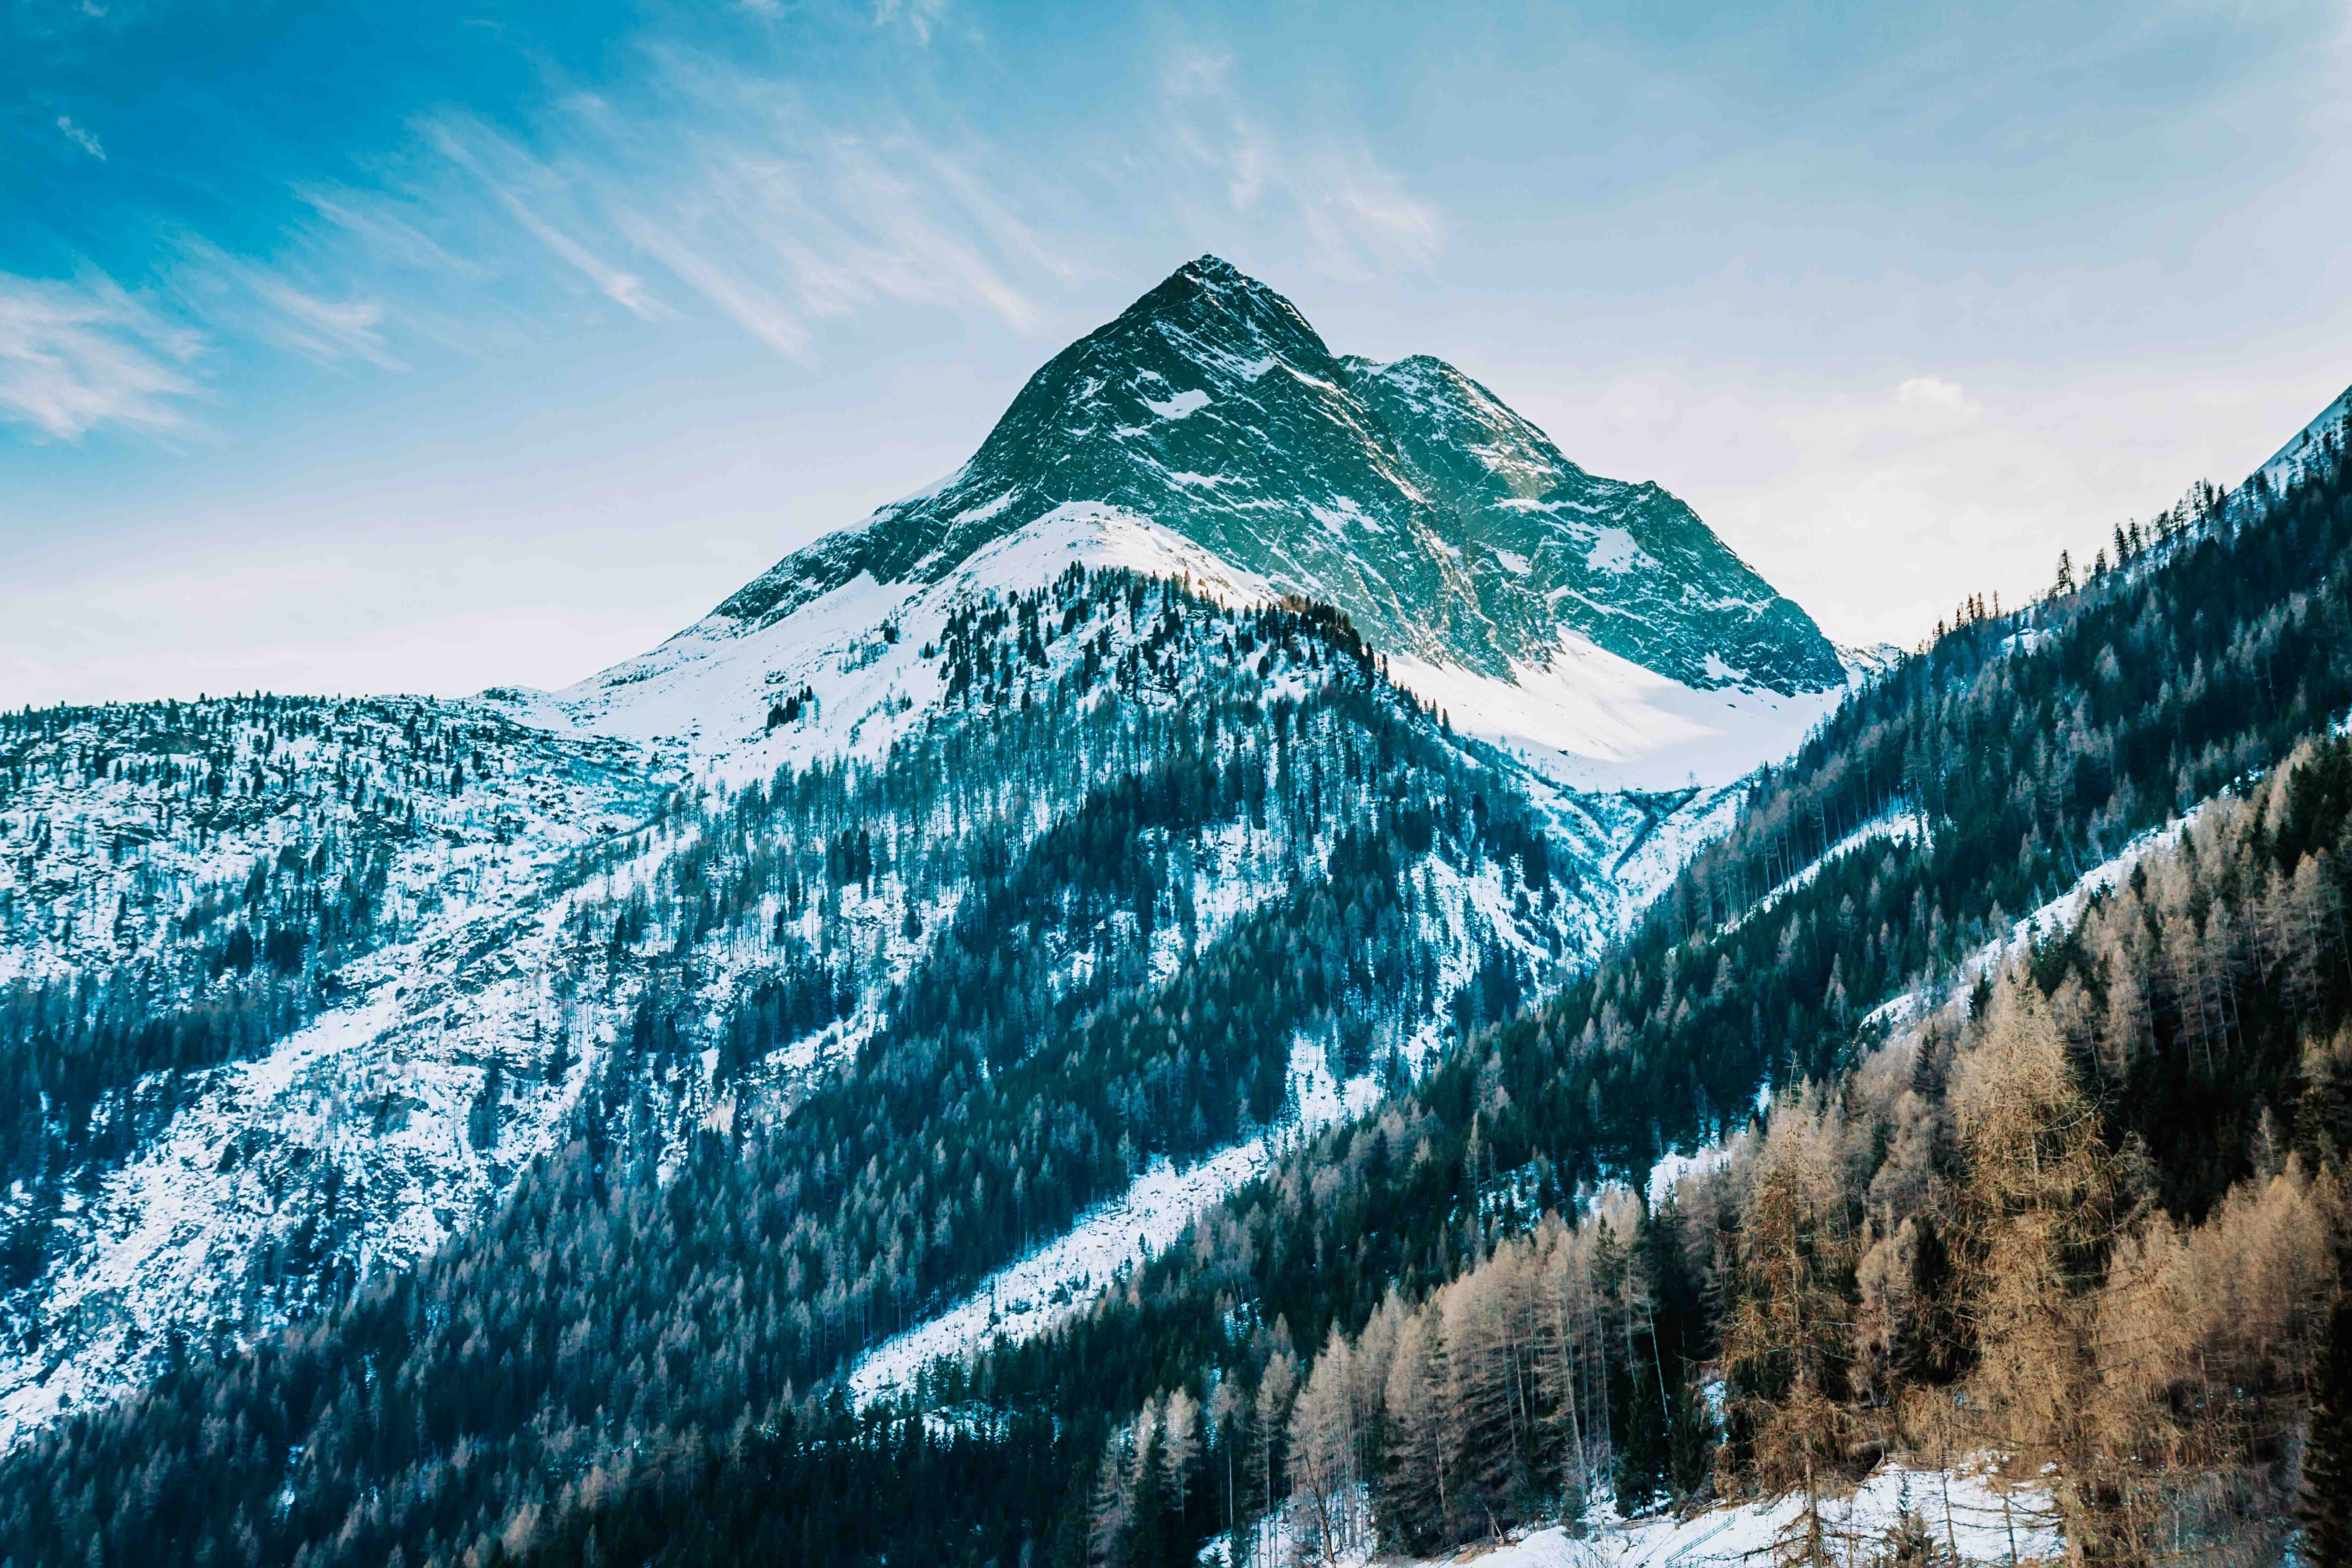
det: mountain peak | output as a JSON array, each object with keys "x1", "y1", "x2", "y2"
[
  {"x1": 1176, "y1": 251, "x2": 1248, "y2": 286},
  {"x1": 1160, "y1": 253, "x2": 1274, "y2": 302},
  {"x1": 1110, "y1": 253, "x2": 1329, "y2": 365},
  {"x1": 633, "y1": 257, "x2": 1844, "y2": 745}
]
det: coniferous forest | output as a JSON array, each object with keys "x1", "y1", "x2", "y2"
[{"x1": 3, "y1": 418, "x2": 2352, "y2": 1566}]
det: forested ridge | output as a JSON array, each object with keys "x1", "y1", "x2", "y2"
[
  {"x1": 0, "y1": 571, "x2": 1596, "y2": 1567},
  {"x1": 3, "y1": 428, "x2": 2349, "y2": 1567},
  {"x1": 0, "y1": 696, "x2": 669, "y2": 1303},
  {"x1": 532, "y1": 570, "x2": 1586, "y2": 1384},
  {"x1": 1059, "y1": 728, "x2": 2352, "y2": 1568}
]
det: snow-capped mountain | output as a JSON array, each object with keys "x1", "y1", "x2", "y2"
[
  {"x1": 0, "y1": 257, "x2": 1849, "y2": 1450},
  {"x1": 9, "y1": 250, "x2": 2352, "y2": 1568},
  {"x1": 550, "y1": 256, "x2": 1852, "y2": 791}
]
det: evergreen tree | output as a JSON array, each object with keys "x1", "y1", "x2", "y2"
[{"x1": 2302, "y1": 1280, "x2": 2352, "y2": 1567}]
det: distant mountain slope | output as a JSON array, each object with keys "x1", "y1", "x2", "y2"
[
  {"x1": 2253, "y1": 377, "x2": 2351, "y2": 497},
  {"x1": 553, "y1": 256, "x2": 1847, "y2": 789}
]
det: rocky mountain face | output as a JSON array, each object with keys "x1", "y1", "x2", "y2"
[
  {"x1": 558, "y1": 257, "x2": 1852, "y2": 791},
  {"x1": 708, "y1": 257, "x2": 1837, "y2": 696},
  {"x1": 0, "y1": 258, "x2": 1841, "y2": 1453}
]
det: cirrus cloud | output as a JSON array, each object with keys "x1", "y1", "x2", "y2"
[
  {"x1": 0, "y1": 271, "x2": 203, "y2": 439},
  {"x1": 1157, "y1": 49, "x2": 1444, "y2": 281},
  {"x1": 56, "y1": 116, "x2": 105, "y2": 160}
]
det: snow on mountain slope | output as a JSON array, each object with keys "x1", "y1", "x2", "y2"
[
  {"x1": 1727, "y1": 808, "x2": 1925, "y2": 935},
  {"x1": 2253, "y1": 379, "x2": 2351, "y2": 497},
  {"x1": 846, "y1": 819, "x2": 1584, "y2": 1403},
  {"x1": 0, "y1": 699, "x2": 683, "y2": 1445},
  {"x1": 1862, "y1": 804, "x2": 2207, "y2": 1037},
  {"x1": 0, "y1": 696, "x2": 660, "y2": 988},
  {"x1": 540, "y1": 504, "x2": 1272, "y2": 777},
  {"x1": 1385, "y1": 631, "x2": 1856, "y2": 791},
  {"x1": 550, "y1": 495, "x2": 1834, "y2": 793},
  {"x1": 850, "y1": 1137, "x2": 1270, "y2": 1402},
  {"x1": 546, "y1": 256, "x2": 1845, "y2": 791}
]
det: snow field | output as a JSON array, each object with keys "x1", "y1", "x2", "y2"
[
  {"x1": 1338, "y1": 1462, "x2": 2059, "y2": 1567},
  {"x1": 1386, "y1": 630, "x2": 1850, "y2": 795}
]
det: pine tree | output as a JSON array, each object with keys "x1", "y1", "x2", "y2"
[
  {"x1": 1288, "y1": 1341, "x2": 1357, "y2": 1566},
  {"x1": 1869, "y1": 1474, "x2": 1955, "y2": 1566},
  {"x1": 1378, "y1": 1316, "x2": 1449, "y2": 1552},
  {"x1": 1667, "y1": 1373, "x2": 1719, "y2": 1503}
]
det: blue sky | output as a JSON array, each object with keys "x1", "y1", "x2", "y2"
[{"x1": 5, "y1": 0, "x2": 2350, "y2": 703}]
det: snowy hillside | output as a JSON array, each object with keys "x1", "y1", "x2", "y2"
[
  {"x1": 0, "y1": 259, "x2": 1867, "y2": 1458},
  {"x1": 0, "y1": 697, "x2": 678, "y2": 1441},
  {"x1": 0, "y1": 566, "x2": 1687, "y2": 1447},
  {"x1": 2254, "y1": 378, "x2": 2352, "y2": 497}
]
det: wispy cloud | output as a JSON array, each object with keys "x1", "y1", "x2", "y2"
[
  {"x1": 399, "y1": 58, "x2": 1073, "y2": 357},
  {"x1": 56, "y1": 115, "x2": 105, "y2": 160},
  {"x1": 294, "y1": 183, "x2": 486, "y2": 280},
  {"x1": 871, "y1": 0, "x2": 949, "y2": 46},
  {"x1": 0, "y1": 271, "x2": 201, "y2": 438},
  {"x1": 424, "y1": 115, "x2": 672, "y2": 321},
  {"x1": 612, "y1": 203, "x2": 811, "y2": 358},
  {"x1": 815, "y1": 132, "x2": 1045, "y2": 330},
  {"x1": 1159, "y1": 43, "x2": 1443, "y2": 280},
  {"x1": 6, "y1": 51, "x2": 1089, "y2": 441},
  {"x1": 172, "y1": 236, "x2": 404, "y2": 369}
]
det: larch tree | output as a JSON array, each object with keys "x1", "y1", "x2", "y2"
[
  {"x1": 1949, "y1": 978, "x2": 2130, "y2": 1565},
  {"x1": 1286, "y1": 1336, "x2": 1358, "y2": 1566},
  {"x1": 1716, "y1": 1090, "x2": 1857, "y2": 1568}
]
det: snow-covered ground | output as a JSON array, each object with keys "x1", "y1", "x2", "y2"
[
  {"x1": 1361, "y1": 1464, "x2": 2059, "y2": 1567},
  {"x1": 1387, "y1": 629, "x2": 1852, "y2": 794},
  {"x1": 850, "y1": 1138, "x2": 1269, "y2": 1400},
  {"x1": 2252, "y1": 380, "x2": 2350, "y2": 498},
  {"x1": 529, "y1": 505, "x2": 1277, "y2": 784}
]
